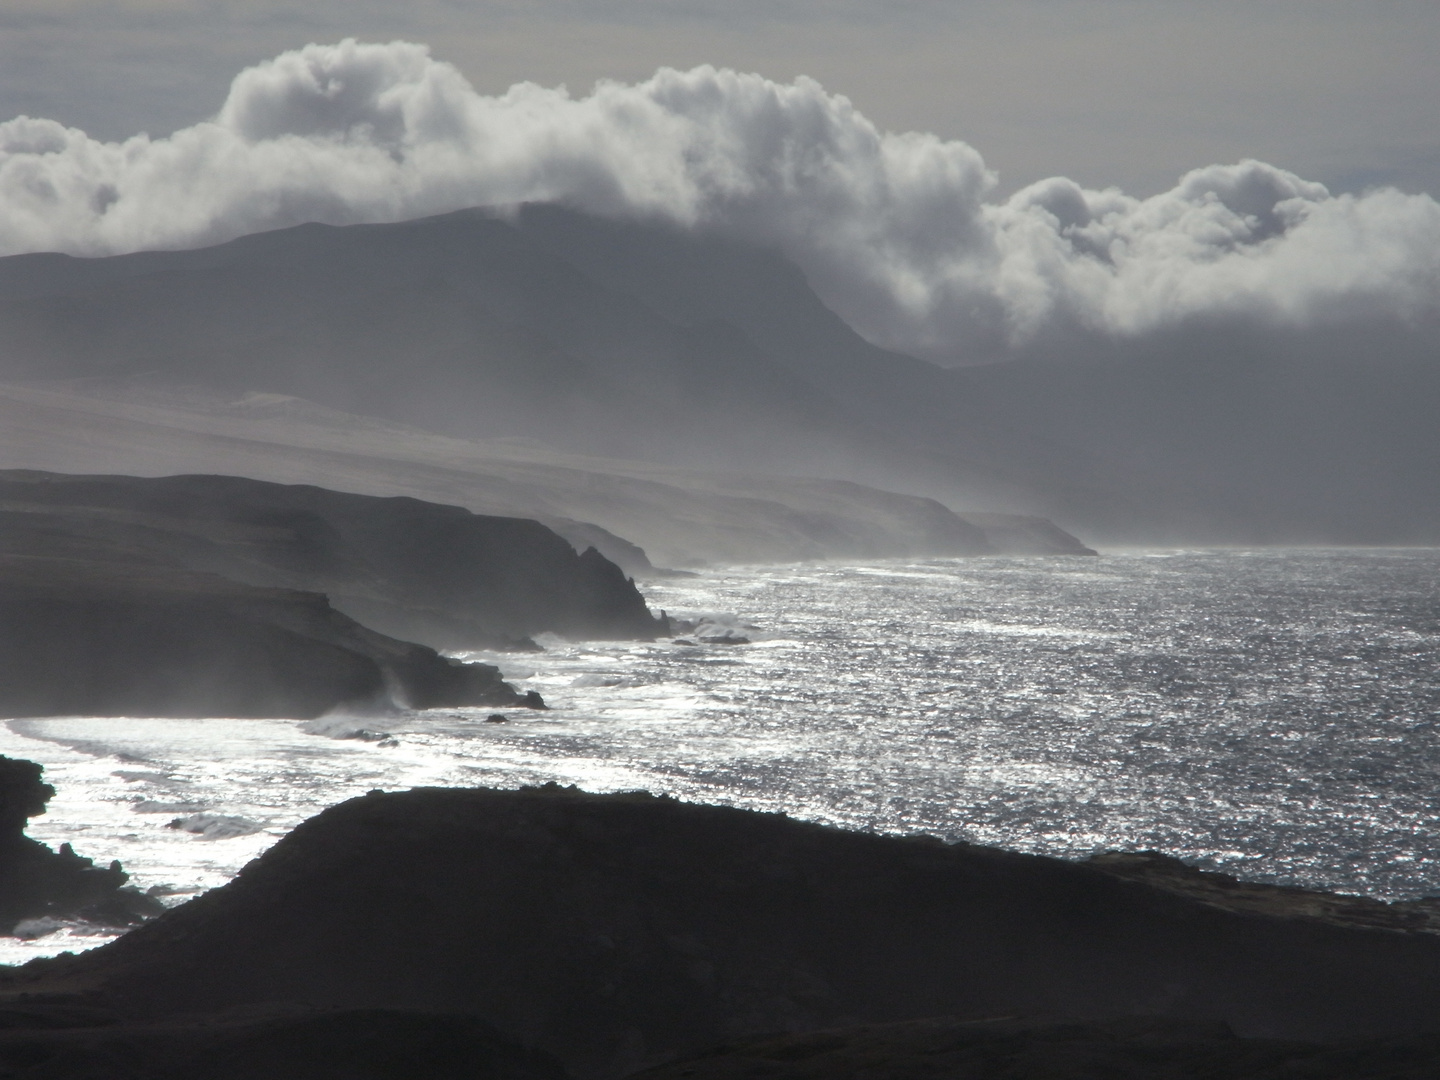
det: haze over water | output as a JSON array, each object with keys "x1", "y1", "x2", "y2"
[{"x1": 3, "y1": 548, "x2": 1439, "y2": 963}]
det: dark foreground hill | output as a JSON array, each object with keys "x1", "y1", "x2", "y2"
[
  {"x1": 0, "y1": 1006, "x2": 568, "y2": 1080},
  {"x1": 11, "y1": 786, "x2": 1440, "y2": 1079},
  {"x1": 0, "y1": 471, "x2": 665, "y2": 650},
  {"x1": 628, "y1": 1015, "x2": 1440, "y2": 1080},
  {"x1": 5, "y1": 1010, "x2": 1440, "y2": 1080}
]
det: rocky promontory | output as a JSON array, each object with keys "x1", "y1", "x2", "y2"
[
  {"x1": 0, "y1": 756, "x2": 161, "y2": 936},
  {"x1": 955, "y1": 512, "x2": 1099, "y2": 556},
  {"x1": 0, "y1": 555, "x2": 530, "y2": 718},
  {"x1": 12, "y1": 785, "x2": 1440, "y2": 1078},
  {"x1": 0, "y1": 471, "x2": 667, "y2": 651}
]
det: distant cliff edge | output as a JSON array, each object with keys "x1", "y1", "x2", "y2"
[
  {"x1": 0, "y1": 470, "x2": 667, "y2": 651},
  {"x1": 0, "y1": 383, "x2": 1095, "y2": 570}
]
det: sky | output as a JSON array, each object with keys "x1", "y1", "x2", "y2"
[
  {"x1": 0, "y1": 1, "x2": 1437, "y2": 362},
  {"x1": 3, "y1": 0, "x2": 1438, "y2": 200}
]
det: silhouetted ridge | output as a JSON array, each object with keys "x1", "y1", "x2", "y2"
[{"x1": 19, "y1": 786, "x2": 1440, "y2": 1077}]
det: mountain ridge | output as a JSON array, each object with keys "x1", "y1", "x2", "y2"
[{"x1": 2, "y1": 204, "x2": 1431, "y2": 543}]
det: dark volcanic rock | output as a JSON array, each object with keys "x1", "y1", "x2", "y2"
[
  {"x1": 6, "y1": 206, "x2": 1439, "y2": 546},
  {"x1": 0, "y1": 470, "x2": 666, "y2": 651},
  {"x1": 0, "y1": 756, "x2": 162, "y2": 934},
  {"x1": 0, "y1": 555, "x2": 527, "y2": 718},
  {"x1": 630, "y1": 1015, "x2": 1440, "y2": 1080},
  {"x1": 0, "y1": 1004, "x2": 568, "y2": 1080},
  {"x1": 14, "y1": 787, "x2": 1440, "y2": 1078}
]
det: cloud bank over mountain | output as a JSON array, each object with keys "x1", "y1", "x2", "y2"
[{"x1": 2, "y1": 38, "x2": 1437, "y2": 361}]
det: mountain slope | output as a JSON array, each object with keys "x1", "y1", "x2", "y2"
[
  {"x1": 2, "y1": 205, "x2": 1432, "y2": 542},
  {"x1": 512, "y1": 205, "x2": 1440, "y2": 544},
  {"x1": 0, "y1": 381, "x2": 1092, "y2": 567},
  {"x1": 0, "y1": 212, "x2": 970, "y2": 490}
]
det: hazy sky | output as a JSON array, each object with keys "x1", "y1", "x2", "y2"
[{"x1": 2, "y1": 0, "x2": 1437, "y2": 199}]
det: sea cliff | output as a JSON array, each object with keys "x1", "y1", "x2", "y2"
[
  {"x1": 0, "y1": 555, "x2": 530, "y2": 718},
  {"x1": 0, "y1": 470, "x2": 667, "y2": 652}
]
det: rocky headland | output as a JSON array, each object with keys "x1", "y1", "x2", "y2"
[
  {"x1": 0, "y1": 382, "x2": 1097, "y2": 572},
  {"x1": 952, "y1": 512, "x2": 1098, "y2": 557},
  {"x1": 0, "y1": 756, "x2": 161, "y2": 937},
  {"x1": 0, "y1": 554, "x2": 532, "y2": 718},
  {"x1": 0, "y1": 470, "x2": 666, "y2": 651},
  {"x1": 7, "y1": 784, "x2": 1440, "y2": 1079}
]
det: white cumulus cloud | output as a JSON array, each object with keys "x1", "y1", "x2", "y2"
[{"x1": 1, "y1": 38, "x2": 1437, "y2": 360}]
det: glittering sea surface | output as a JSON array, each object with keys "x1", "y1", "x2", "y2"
[{"x1": 4, "y1": 548, "x2": 1440, "y2": 963}]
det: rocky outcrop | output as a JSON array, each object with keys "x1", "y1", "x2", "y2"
[
  {"x1": 0, "y1": 555, "x2": 530, "y2": 718},
  {"x1": 541, "y1": 518, "x2": 658, "y2": 577},
  {"x1": 0, "y1": 466, "x2": 668, "y2": 650},
  {"x1": 0, "y1": 470, "x2": 665, "y2": 650},
  {"x1": 0, "y1": 756, "x2": 162, "y2": 935},
  {"x1": 14, "y1": 786, "x2": 1440, "y2": 1078}
]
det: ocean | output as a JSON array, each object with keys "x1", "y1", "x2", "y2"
[{"x1": 3, "y1": 548, "x2": 1439, "y2": 963}]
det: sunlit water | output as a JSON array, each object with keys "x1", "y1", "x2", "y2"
[{"x1": 4, "y1": 548, "x2": 1440, "y2": 963}]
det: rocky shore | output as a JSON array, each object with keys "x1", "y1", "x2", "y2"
[
  {"x1": 6, "y1": 784, "x2": 1440, "y2": 1079},
  {"x1": 0, "y1": 756, "x2": 161, "y2": 937}
]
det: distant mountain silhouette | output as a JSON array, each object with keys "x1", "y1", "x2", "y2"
[
  {"x1": 512, "y1": 206, "x2": 1440, "y2": 545},
  {"x1": 0, "y1": 212, "x2": 951, "y2": 487},
  {"x1": 1, "y1": 207, "x2": 1435, "y2": 544}
]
